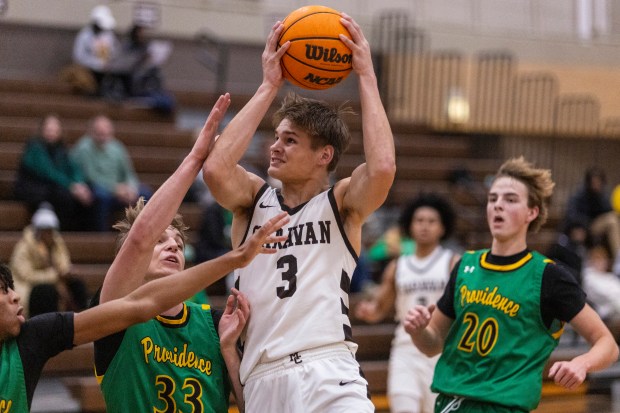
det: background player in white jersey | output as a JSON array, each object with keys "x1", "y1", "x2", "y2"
[
  {"x1": 355, "y1": 193, "x2": 460, "y2": 413},
  {"x1": 202, "y1": 12, "x2": 396, "y2": 413}
]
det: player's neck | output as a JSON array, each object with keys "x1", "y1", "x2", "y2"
[
  {"x1": 415, "y1": 243, "x2": 438, "y2": 259},
  {"x1": 280, "y1": 179, "x2": 329, "y2": 208},
  {"x1": 490, "y1": 237, "x2": 528, "y2": 257},
  {"x1": 160, "y1": 303, "x2": 183, "y2": 317}
]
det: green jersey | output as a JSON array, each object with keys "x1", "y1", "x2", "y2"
[
  {"x1": 433, "y1": 250, "x2": 563, "y2": 411},
  {"x1": 0, "y1": 339, "x2": 28, "y2": 413},
  {"x1": 99, "y1": 302, "x2": 230, "y2": 413}
]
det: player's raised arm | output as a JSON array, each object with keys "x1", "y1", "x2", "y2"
[
  {"x1": 100, "y1": 94, "x2": 231, "y2": 304},
  {"x1": 338, "y1": 13, "x2": 396, "y2": 220},
  {"x1": 203, "y1": 21, "x2": 290, "y2": 214},
  {"x1": 74, "y1": 212, "x2": 289, "y2": 345}
]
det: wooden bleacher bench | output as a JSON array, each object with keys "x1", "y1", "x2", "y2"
[
  {"x1": 43, "y1": 343, "x2": 94, "y2": 377},
  {"x1": 0, "y1": 91, "x2": 173, "y2": 123}
]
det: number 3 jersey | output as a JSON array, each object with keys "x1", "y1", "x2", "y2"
[{"x1": 236, "y1": 184, "x2": 358, "y2": 383}]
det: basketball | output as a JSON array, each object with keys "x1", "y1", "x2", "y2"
[{"x1": 278, "y1": 5, "x2": 352, "y2": 90}]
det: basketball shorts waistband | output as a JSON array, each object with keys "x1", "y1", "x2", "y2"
[{"x1": 248, "y1": 343, "x2": 353, "y2": 381}]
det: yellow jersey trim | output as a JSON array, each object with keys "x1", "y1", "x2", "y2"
[{"x1": 480, "y1": 251, "x2": 533, "y2": 272}]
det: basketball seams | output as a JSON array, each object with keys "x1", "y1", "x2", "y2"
[
  {"x1": 279, "y1": 11, "x2": 341, "y2": 42},
  {"x1": 281, "y1": 65, "x2": 322, "y2": 90}
]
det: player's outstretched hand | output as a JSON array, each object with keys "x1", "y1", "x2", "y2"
[
  {"x1": 354, "y1": 300, "x2": 382, "y2": 324},
  {"x1": 219, "y1": 288, "x2": 250, "y2": 348},
  {"x1": 262, "y1": 21, "x2": 289, "y2": 88},
  {"x1": 235, "y1": 211, "x2": 289, "y2": 267},
  {"x1": 548, "y1": 359, "x2": 588, "y2": 390},
  {"x1": 403, "y1": 304, "x2": 435, "y2": 335},
  {"x1": 192, "y1": 93, "x2": 231, "y2": 162}
]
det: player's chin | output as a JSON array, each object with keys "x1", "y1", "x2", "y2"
[{"x1": 268, "y1": 164, "x2": 284, "y2": 179}]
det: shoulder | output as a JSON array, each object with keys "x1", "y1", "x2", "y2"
[{"x1": 20, "y1": 312, "x2": 74, "y2": 349}]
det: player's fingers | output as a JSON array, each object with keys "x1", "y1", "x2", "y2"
[
  {"x1": 260, "y1": 211, "x2": 289, "y2": 233},
  {"x1": 548, "y1": 362, "x2": 559, "y2": 378},
  {"x1": 224, "y1": 292, "x2": 236, "y2": 315}
]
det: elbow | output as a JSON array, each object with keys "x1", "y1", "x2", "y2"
[
  {"x1": 202, "y1": 159, "x2": 225, "y2": 187},
  {"x1": 375, "y1": 158, "x2": 396, "y2": 181},
  {"x1": 370, "y1": 160, "x2": 396, "y2": 188}
]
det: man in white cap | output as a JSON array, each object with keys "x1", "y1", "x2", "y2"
[
  {"x1": 72, "y1": 5, "x2": 120, "y2": 95},
  {"x1": 9, "y1": 204, "x2": 88, "y2": 317}
]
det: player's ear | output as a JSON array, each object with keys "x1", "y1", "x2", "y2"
[
  {"x1": 318, "y1": 145, "x2": 334, "y2": 166},
  {"x1": 526, "y1": 205, "x2": 539, "y2": 223}
]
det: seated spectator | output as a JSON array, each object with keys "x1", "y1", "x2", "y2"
[
  {"x1": 9, "y1": 204, "x2": 88, "y2": 318},
  {"x1": 72, "y1": 5, "x2": 120, "y2": 96},
  {"x1": 112, "y1": 24, "x2": 176, "y2": 113},
  {"x1": 71, "y1": 114, "x2": 152, "y2": 231},
  {"x1": 14, "y1": 114, "x2": 95, "y2": 231},
  {"x1": 582, "y1": 243, "x2": 620, "y2": 341},
  {"x1": 546, "y1": 219, "x2": 589, "y2": 286},
  {"x1": 566, "y1": 166, "x2": 620, "y2": 261}
]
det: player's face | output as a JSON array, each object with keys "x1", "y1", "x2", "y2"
[
  {"x1": 268, "y1": 119, "x2": 327, "y2": 182},
  {"x1": 410, "y1": 206, "x2": 444, "y2": 247},
  {"x1": 0, "y1": 286, "x2": 24, "y2": 341},
  {"x1": 147, "y1": 226, "x2": 185, "y2": 281},
  {"x1": 486, "y1": 176, "x2": 538, "y2": 243}
]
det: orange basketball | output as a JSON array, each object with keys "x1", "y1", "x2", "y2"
[{"x1": 278, "y1": 5, "x2": 352, "y2": 90}]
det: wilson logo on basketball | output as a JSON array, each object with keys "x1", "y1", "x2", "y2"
[{"x1": 304, "y1": 45, "x2": 352, "y2": 64}]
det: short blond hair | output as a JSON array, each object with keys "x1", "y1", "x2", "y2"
[
  {"x1": 112, "y1": 197, "x2": 189, "y2": 252},
  {"x1": 493, "y1": 157, "x2": 555, "y2": 233}
]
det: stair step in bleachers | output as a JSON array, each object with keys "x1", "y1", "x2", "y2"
[
  {"x1": 0, "y1": 91, "x2": 173, "y2": 123},
  {"x1": 0, "y1": 116, "x2": 194, "y2": 147}
]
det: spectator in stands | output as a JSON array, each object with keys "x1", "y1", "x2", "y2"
[
  {"x1": 72, "y1": 4, "x2": 120, "y2": 96},
  {"x1": 404, "y1": 157, "x2": 618, "y2": 412},
  {"x1": 566, "y1": 166, "x2": 620, "y2": 262},
  {"x1": 355, "y1": 193, "x2": 460, "y2": 413},
  {"x1": 582, "y1": 243, "x2": 620, "y2": 341},
  {"x1": 9, "y1": 203, "x2": 88, "y2": 318},
  {"x1": 13, "y1": 114, "x2": 95, "y2": 231},
  {"x1": 113, "y1": 23, "x2": 176, "y2": 113},
  {"x1": 0, "y1": 94, "x2": 289, "y2": 411},
  {"x1": 546, "y1": 219, "x2": 589, "y2": 287},
  {"x1": 71, "y1": 114, "x2": 152, "y2": 231}
]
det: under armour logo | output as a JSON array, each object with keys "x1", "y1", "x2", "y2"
[
  {"x1": 289, "y1": 352, "x2": 303, "y2": 364},
  {"x1": 464, "y1": 266, "x2": 475, "y2": 273}
]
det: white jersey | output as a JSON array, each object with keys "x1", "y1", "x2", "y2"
[
  {"x1": 393, "y1": 246, "x2": 453, "y2": 347},
  {"x1": 235, "y1": 185, "x2": 358, "y2": 383}
]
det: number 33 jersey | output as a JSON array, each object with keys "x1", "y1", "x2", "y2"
[{"x1": 235, "y1": 184, "x2": 358, "y2": 383}]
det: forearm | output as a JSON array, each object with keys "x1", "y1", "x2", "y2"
[
  {"x1": 221, "y1": 345, "x2": 245, "y2": 413},
  {"x1": 409, "y1": 328, "x2": 444, "y2": 357},
  {"x1": 75, "y1": 251, "x2": 242, "y2": 345},
  {"x1": 208, "y1": 83, "x2": 278, "y2": 171},
  {"x1": 574, "y1": 335, "x2": 619, "y2": 373},
  {"x1": 359, "y1": 72, "x2": 395, "y2": 179}
]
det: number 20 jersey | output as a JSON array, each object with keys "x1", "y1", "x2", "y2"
[{"x1": 235, "y1": 184, "x2": 358, "y2": 383}]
